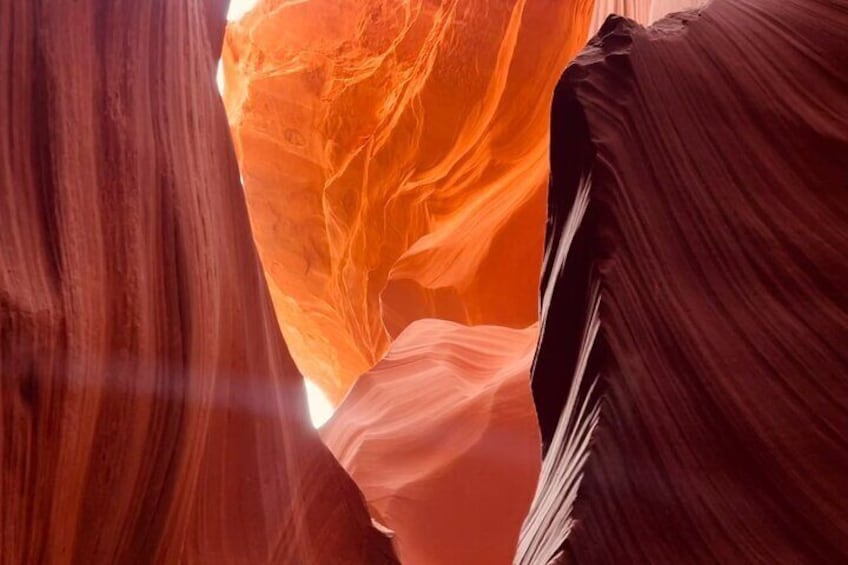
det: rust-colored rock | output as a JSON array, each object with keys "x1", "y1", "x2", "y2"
[
  {"x1": 0, "y1": 1, "x2": 395, "y2": 563},
  {"x1": 222, "y1": 0, "x2": 595, "y2": 399},
  {"x1": 322, "y1": 320, "x2": 541, "y2": 565},
  {"x1": 519, "y1": 1, "x2": 848, "y2": 562}
]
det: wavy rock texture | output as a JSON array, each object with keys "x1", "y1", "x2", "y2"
[
  {"x1": 222, "y1": 0, "x2": 595, "y2": 400},
  {"x1": 0, "y1": 1, "x2": 395, "y2": 563},
  {"x1": 322, "y1": 320, "x2": 541, "y2": 565},
  {"x1": 589, "y1": 0, "x2": 706, "y2": 32},
  {"x1": 519, "y1": 0, "x2": 848, "y2": 563}
]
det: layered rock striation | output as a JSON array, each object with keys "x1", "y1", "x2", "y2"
[
  {"x1": 0, "y1": 1, "x2": 395, "y2": 563},
  {"x1": 322, "y1": 320, "x2": 541, "y2": 565},
  {"x1": 519, "y1": 0, "x2": 848, "y2": 562}
]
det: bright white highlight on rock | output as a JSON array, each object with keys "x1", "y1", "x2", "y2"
[
  {"x1": 227, "y1": 0, "x2": 259, "y2": 21},
  {"x1": 220, "y1": 1, "x2": 257, "y2": 94},
  {"x1": 304, "y1": 379, "x2": 335, "y2": 428},
  {"x1": 216, "y1": 59, "x2": 225, "y2": 96},
  {"x1": 218, "y1": 5, "x2": 321, "y2": 423}
]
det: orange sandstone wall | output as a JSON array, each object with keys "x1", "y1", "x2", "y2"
[{"x1": 223, "y1": 0, "x2": 595, "y2": 400}]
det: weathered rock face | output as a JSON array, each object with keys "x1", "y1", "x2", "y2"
[
  {"x1": 0, "y1": 1, "x2": 395, "y2": 563},
  {"x1": 322, "y1": 320, "x2": 541, "y2": 565},
  {"x1": 222, "y1": 0, "x2": 596, "y2": 400},
  {"x1": 519, "y1": 0, "x2": 848, "y2": 563}
]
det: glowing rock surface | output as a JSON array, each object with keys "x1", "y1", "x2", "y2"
[
  {"x1": 519, "y1": 1, "x2": 848, "y2": 562},
  {"x1": 0, "y1": 1, "x2": 395, "y2": 562},
  {"x1": 222, "y1": 0, "x2": 595, "y2": 399},
  {"x1": 322, "y1": 320, "x2": 541, "y2": 565}
]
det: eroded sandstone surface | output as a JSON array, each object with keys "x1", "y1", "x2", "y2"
[
  {"x1": 519, "y1": 1, "x2": 848, "y2": 562},
  {"x1": 222, "y1": 0, "x2": 596, "y2": 399},
  {"x1": 322, "y1": 320, "x2": 540, "y2": 564},
  {"x1": 0, "y1": 2, "x2": 395, "y2": 563}
]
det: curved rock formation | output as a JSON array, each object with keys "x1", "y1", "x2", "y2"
[
  {"x1": 322, "y1": 320, "x2": 541, "y2": 565},
  {"x1": 0, "y1": 1, "x2": 395, "y2": 563},
  {"x1": 589, "y1": 0, "x2": 707, "y2": 32},
  {"x1": 518, "y1": 0, "x2": 848, "y2": 563},
  {"x1": 222, "y1": 0, "x2": 595, "y2": 399}
]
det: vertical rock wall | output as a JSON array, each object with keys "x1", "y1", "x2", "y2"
[
  {"x1": 0, "y1": 1, "x2": 395, "y2": 563},
  {"x1": 520, "y1": 0, "x2": 848, "y2": 562}
]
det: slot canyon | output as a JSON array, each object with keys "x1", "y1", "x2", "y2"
[{"x1": 1, "y1": 0, "x2": 845, "y2": 564}]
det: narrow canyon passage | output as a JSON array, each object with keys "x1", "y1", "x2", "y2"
[{"x1": 1, "y1": 0, "x2": 845, "y2": 564}]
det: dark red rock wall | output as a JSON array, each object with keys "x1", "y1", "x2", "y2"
[
  {"x1": 523, "y1": 0, "x2": 848, "y2": 562},
  {"x1": 0, "y1": 1, "x2": 395, "y2": 563}
]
